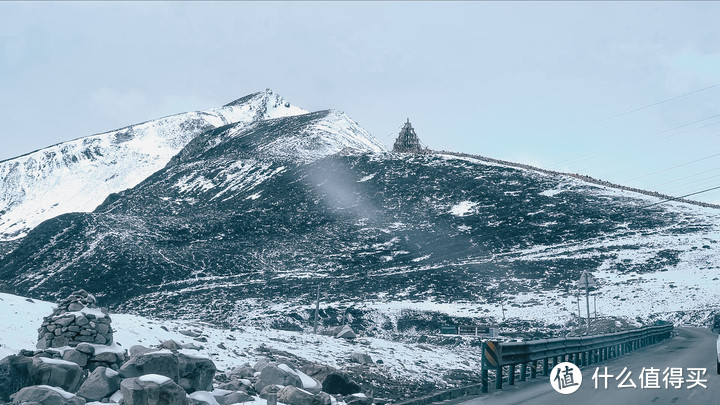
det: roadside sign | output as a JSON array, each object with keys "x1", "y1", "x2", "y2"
[{"x1": 577, "y1": 270, "x2": 597, "y2": 288}]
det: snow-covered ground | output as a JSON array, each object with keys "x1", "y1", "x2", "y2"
[{"x1": 0, "y1": 292, "x2": 482, "y2": 385}]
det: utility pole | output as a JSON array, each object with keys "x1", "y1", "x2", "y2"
[
  {"x1": 585, "y1": 275, "x2": 591, "y2": 334},
  {"x1": 313, "y1": 286, "x2": 320, "y2": 335},
  {"x1": 594, "y1": 293, "x2": 597, "y2": 320},
  {"x1": 576, "y1": 292, "x2": 581, "y2": 321}
]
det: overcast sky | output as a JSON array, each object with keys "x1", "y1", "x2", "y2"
[{"x1": 2, "y1": 2, "x2": 720, "y2": 203}]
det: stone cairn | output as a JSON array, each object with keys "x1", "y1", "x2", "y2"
[{"x1": 37, "y1": 290, "x2": 114, "y2": 349}]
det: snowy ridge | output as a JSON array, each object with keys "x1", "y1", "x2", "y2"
[
  {"x1": 0, "y1": 90, "x2": 307, "y2": 241},
  {"x1": 255, "y1": 110, "x2": 386, "y2": 163}
]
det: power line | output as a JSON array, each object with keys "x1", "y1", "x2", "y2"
[
  {"x1": 646, "y1": 166, "x2": 720, "y2": 189},
  {"x1": 622, "y1": 152, "x2": 720, "y2": 183},
  {"x1": 499, "y1": 83, "x2": 720, "y2": 154},
  {"x1": 578, "y1": 131, "x2": 720, "y2": 172},
  {"x1": 548, "y1": 113, "x2": 720, "y2": 170},
  {"x1": 641, "y1": 185, "x2": 720, "y2": 209},
  {"x1": 658, "y1": 173, "x2": 720, "y2": 194},
  {"x1": 561, "y1": 83, "x2": 720, "y2": 133}
]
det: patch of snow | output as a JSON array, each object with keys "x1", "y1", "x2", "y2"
[
  {"x1": 138, "y1": 374, "x2": 172, "y2": 384},
  {"x1": 188, "y1": 391, "x2": 220, "y2": 405},
  {"x1": 449, "y1": 201, "x2": 478, "y2": 217},
  {"x1": 91, "y1": 343, "x2": 125, "y2": 355},
  {"x1": 211, "y1": 388, "x2": 233, "y2": 397},
  {"x1": 109, "y1": 390, "x2": 123, "y2": 403},
  {"x1": 358, "y1": 173, "x2": 376, "y2": 182},
  {"x1": 38, "y1": 357, "x2": 78, "y2": 366},
  {"x1": 540, "y1": 189, "x2": 564, "y2": 197}
]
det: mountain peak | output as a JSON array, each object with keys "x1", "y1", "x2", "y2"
[{"x1": 220, "y1": 89, "x2": 307, "y2": 121}]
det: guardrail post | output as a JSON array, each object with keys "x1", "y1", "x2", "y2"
[
  {"x1": 481, "y1": 367, "x2": 488, "y2": 393},
  {"x1": 482, "y1": 341, "x2": 501, "y2": 393},
  {"x1": 530, "y1": 361, "x2": 537, "y2": 379},
  {"x1": 520, "y1": 363, "x2": 527, "y2": 382},
  {"x1": 509, "y1": 364, "x2": 516, "y2": 385},
  {"x1": 543, "y1": 358, "x2": 549, "y2": 376}
]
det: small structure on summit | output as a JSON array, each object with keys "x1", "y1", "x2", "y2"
[{"x1": 393, "y1": 119, "x2": 426, "y2": 153}]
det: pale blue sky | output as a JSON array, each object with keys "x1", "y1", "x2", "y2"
[{"x1": 2, "y1": 2, "x2": 720, "y2": 203}]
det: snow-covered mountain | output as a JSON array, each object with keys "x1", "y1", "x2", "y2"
[
  {"x1": 0, "y1": 90, "x2": 307, "y2": 241},
  {"x1": 1, "y1": 91, "x2": 719, "y2": 340}
]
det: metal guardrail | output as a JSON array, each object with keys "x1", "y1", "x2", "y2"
[
  {"x1": 480, "y1": 324, "x2": 674, "y2": 392},
  {"x1": 440, "y1": 324, "x2": 499, "y2": 337}
]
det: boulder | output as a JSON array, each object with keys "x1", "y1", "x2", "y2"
[
  {"x1": 277, "y1": 386, "x2": 320, "y2": 405},
  {"x1": 187, "y1": 391, "x2": 219, "y2": 405},
  {"x1": 295, "y1": 370, "x2": 321, "y2": 394},
  {"x1": 62, "y1": 350, "x2": 88, "y2": 368},
  {"x1": 254, "y1": 363, "x2": 302, "y2": 393},
  {"x1": 76, "y1": 367, "x2": 121, "y2": 402},
  {"x1": 90, "y1": 352, "x2": 118, "y2": 364},
  {"x1": 215, "y1": 380, "x2": 249, "y2": 391},
  {"x1": 214, "y1": 391, "x2": 254, "y2": 405},
  {"x1": 128, "y1": 346, "x2": 153, "y2": 357},
  {"x1": 74, "y1": 344, "x2": 95, "y2": 356},
  {"x1": 258, "y1": 385, "x2": 282, "y2": 399},
  {"x1": 29, "y1": 357, "x2": 84, "y2": 393},
  {"x1": 334, "y1": 326, "x2": 357, "y2": 340},
  {"x1": 120, "y1": 375, "x2": 188, "y2": 405},
  {"x1": 119, "y1": 352, "x2": 179, "y2": 382},
  {"x1": 158, "y1": 340, "x2": 182, "y2": 351},
  {"x1": 345, "y1": 393, "x2": 372, "y2": 405},
  {"x1": 301, "y1": 364, "x2": 337, "y2": 386},
  {"x1": 179, "y1": 330, "x2": 201, "y2": 338},
  {"x1": 0, "y1": 355, "x2": 34, "y2": 402},
  {"x1": 318, "y1": 392, "x2": 334, "y2": 405},
  {"x1": 227, "y1": 366, "x2": 254, "y2": 379},
  {"x1": 349, "y1": 353, "x2": 372, "y2": 365},
  {"x1": 177, "y1": 354, "x2": 216, "y2": 393},
  {"x1": 252, "y1": 358, "x2": 271, "y2": 372},
  {"x1": 322, "y1": 373, "x2": 361, "y2": 396},
  {"x1": 11, "y1": 385, "x2": 85, "y2": 405}
]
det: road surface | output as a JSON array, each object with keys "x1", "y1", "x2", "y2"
[{"x1": 453, "y1": 327, "x2": 720, "y2": 405}]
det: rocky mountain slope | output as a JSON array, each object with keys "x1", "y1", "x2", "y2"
[
  {"x1": 0, "y1": 90, "x2": 306, "y2": 241},
  {"x1": 0, "y1": 291, "x2": 482, "y2": 401},
  {"x1": 1, "y1": 92, "x2": 719, "y2": 337}
]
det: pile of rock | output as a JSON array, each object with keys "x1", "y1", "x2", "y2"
[
  {"x1": 1, "y1": 290, "x2": 377, "y2": 405},
  {"x1": 214, "y1": 358, "x2": 371, "y2": 405},
  {"x1": 37, "y1": 290, "x2": 114, "y2": 349}
]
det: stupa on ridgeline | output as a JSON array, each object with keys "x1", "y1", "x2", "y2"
[{"x1": 392, "y1": 119, "x2": 426, "y2": 153}]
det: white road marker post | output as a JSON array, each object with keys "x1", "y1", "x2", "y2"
[{"x1": 313, "y1": 285, "x2": 320, "y2": 335}]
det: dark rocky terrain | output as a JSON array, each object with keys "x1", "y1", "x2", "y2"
[{"x1": 0, "y1": 94, "x2": 718, "y2": 337}]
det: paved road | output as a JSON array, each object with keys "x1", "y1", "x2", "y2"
[{"x1": 453, "y1": 327, "x2": 720, "y2": 405}]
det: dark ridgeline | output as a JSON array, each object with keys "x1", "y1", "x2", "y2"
[{"x1": 393, "y1": 119, "x2": 426, "y2": 153}]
